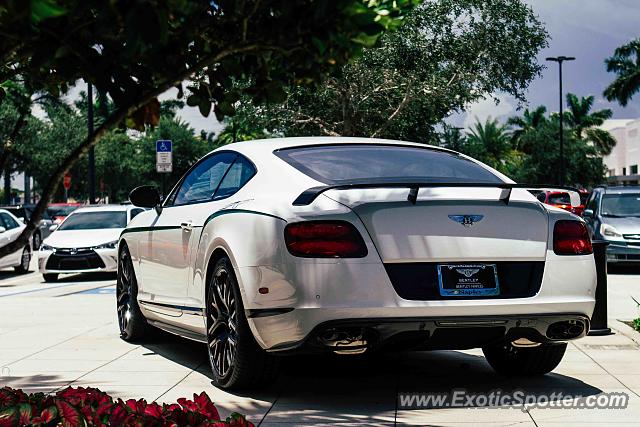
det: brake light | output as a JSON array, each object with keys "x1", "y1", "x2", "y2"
[
  {"x1": 553, "y1": 220, "x2": 593, "y2": 255},
  {"x1": 284, "y1": 221, "x2": 368, "y2": 258}
]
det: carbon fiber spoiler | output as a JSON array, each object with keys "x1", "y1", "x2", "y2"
[{"x1": 292, "y1": 182, "x2": 581, "y2": 206}]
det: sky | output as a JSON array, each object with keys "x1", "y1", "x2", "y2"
[{"x1": 459, "y1": 0, "x2": 640, "y2": 129}]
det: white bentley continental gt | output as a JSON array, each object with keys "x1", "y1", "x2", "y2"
[{"x1": 119, "y1": 137, "x2": 596, "y2": 389}]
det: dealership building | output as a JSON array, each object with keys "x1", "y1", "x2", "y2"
[{"x1": 602, "y1": 119, "x2": 640, "y2": 185}]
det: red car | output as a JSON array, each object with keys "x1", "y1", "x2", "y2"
[
  {"x1": 47, "y1": 203, "x2": 82, "y2": 224},
  {"x1": 536, "y1": 190, "x2": 586, "y2": 216}
]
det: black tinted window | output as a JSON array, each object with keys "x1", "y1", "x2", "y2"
[
  {"x1": 214, "y1": 156, "x2": 256, "y2": 200},
  {"x1": 173, "y1": 152, "x2": 237, "y2": 205},
  {"x1": 130, "y1": 208, "x2": 144, "y2": 220},
  {"x1": 58, "y1": 211, "x2": 127, "y2": 230},
  {"x1": 275, "y1": 144, "x2": 502, "y2": 184}
]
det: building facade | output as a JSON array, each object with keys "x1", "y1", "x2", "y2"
[{"x1": 602, "y1": 119, "x2": 640, "y2": 185}]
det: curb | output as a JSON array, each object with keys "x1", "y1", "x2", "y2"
[{"x1": 609, "y1": 319, "x2": 640, "y2": 347}]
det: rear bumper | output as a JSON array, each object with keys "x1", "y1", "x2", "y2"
[
  {"x1": 264, "y1": 313, "x2": 590, "y2": 354},
  {"x1": 606, "y1": 242, "x2": 640, "y2": 263}
]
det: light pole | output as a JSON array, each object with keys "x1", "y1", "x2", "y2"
[
  {"x1": 88, "y1": 82, "x2": 96, "y2": 204},
  {"x1": 546, "y1": 56, "x2": 575, "y2": 186}
]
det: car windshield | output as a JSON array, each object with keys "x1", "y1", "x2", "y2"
[
  {"x1": 548, "y1": 193, "x2": 570, "y2": 205},
  {"x1": 275, "y1": 144, "x2": 503, "y2": 184},
  {"x1": 601, "y1": 194, "x2": 640, "y2": 217},
  {"x1": 57, "y1": 211, "x2": 127, "y2": 230},
  {"x1": 48, "y1": 206, "x2": 79, "y2": 217}
]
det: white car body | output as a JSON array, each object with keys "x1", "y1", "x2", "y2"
[
  {"x1": 39, "y1": 205, "x2": 145, "y2": 277},
  {"x1": 119, "y1": 137, "x2": 597, "y2": 386},
  {"x1": 0, "y1": 209, "x2": 31, "y2": 270}
]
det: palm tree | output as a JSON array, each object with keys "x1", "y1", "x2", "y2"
[
  {"x1": 507, "y1": 106, "x2": 547, "y2": 153},
  {"x1": 466, "y1": 118, "x2": 513, "y2": 172},
  {"x1": 564, "y1": 93, "x2": 616, "y2": 155},
  {"x1": 604, "y1": 38, "x2": 640, "y2": 106}
]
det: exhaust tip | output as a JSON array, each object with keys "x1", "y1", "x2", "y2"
[
  {"x1": 547, "y1": 320, "x2": 585, "y2": 340},
  {"x1": 318, "y1": 327, "x2": 368, "y2": 354}
]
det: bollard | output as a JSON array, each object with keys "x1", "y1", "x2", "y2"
[{"x1": 588, "y1": 240, "x2": 612, "y2": 336}]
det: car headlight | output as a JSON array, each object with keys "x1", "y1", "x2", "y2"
[
  {"x1": 40, "y1": 244, "x2": 55, "y2": 251},
  {"x1": 94, "y1": 240, "x2": 118, "y2": 250},
  {"x1": 600, "y1": 224, "x2": 623, "y2": 238}
]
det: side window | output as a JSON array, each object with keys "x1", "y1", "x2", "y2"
[
  {"x1": 130, "y1": 208, "x2": 144, "y2": 220},
  {"x1": 214, "y1": 155, "x2": 257, "y2": 200},
  {"x1": 1, "y1": 213, "x2": 19, "y2": 229},
  {"x1": 173, "y1": 152, "x2": 237, "y2": 206}
]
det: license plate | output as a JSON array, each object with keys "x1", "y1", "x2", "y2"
[{"x1": 437, "y1": 264, "x2": 499, "y2": 297}]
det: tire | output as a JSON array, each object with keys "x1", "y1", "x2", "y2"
[
  {"x1": 206, "y1": 256, "x2": 279, "y2": 390},
  {"x1": 117, "y1": 244, "x2": 154, "y2": 341},
  {"x1": 43, "y1": 273, "x2": 58, "y2": 282},
  {"x1": 14, "y1": 246, "x2": 31, "y2": 273},
  {"x1": 483, "y1": 341, "x2": 567, "y2": 376},
  {"x1": 32, "y1": 232, "x2": 41, "y2": 250}
]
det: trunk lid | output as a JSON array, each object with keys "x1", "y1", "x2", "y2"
[{"x1": 326, "y1": 188, "x2": 548, "y2": 262}]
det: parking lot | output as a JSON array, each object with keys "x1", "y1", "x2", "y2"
[{"x1": 1, "y1": 261, "x2": 640, "y2": 426}]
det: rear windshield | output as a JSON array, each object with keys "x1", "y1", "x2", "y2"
[
  {"x1": 601, "y1": 194, "x2": 640, "y2": 217},
  {"x1": 58, "y1": 211, "x2": 127, "y2": 230},
  {"x1": 548, "y1": 193, "x2": 571, "y2": 205},
  {"x1": 275, "y1": 144, "x2": 503, "y2": 184}
]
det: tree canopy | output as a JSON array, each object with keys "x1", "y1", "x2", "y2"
[
  {"x1": 604, "y1": 38, "x2": 640, "y2": 107},
  {"x1": 226, "y1": 0, "x2": 548, "y2": 143}
]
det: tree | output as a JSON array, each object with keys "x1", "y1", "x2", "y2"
[
  {"x1": 604, "y1": 38, "x2": 640, "y2": 106},
  {"x1": 564, "y1": 94, "x2": 615, "y2": 155},
  {"x1": 0, "y1": 0, "x2": 418, "y2": 257},
  {"x1": 466, "y1": 118, "x2": 520, "y2": 175},
  {"x1": 506, "y1": 106, "x2": 547, "y2": 153},
  {"x1": 226, "y1": 0, "x2": 548, "y2": 142}
]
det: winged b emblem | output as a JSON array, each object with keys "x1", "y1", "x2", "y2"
[
  {"x1": 456, "y1": 268, "x2": 480, "y2": 278},
  {"x1": 448, "y1": 215, "x2": 484, "y2": 227}
]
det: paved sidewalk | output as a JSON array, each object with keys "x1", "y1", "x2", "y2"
[{"x1": 1, "y1": 275, "x2": 640, "y2": 425}]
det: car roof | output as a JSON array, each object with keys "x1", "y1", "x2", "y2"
[
  {"x1": 601, "y1": 186, "x2": 640, "y2": 194},
  {"x1": 221, "y1": 136, "x2": 455, "y2": 157}
]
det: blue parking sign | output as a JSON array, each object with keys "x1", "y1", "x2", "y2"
[{"x1": 156, "y1": 140, "x2": 172, "y2": 152}]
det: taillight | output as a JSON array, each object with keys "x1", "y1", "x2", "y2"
[
  {"x1": 284, "y1": 221, "x2": 368, "y2": 258},
  {"x1": 553, "y1": 220, "x2": 593, "y2": 255}
]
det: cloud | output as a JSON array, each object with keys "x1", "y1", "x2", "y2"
[{"x1": 462, "y1": 94, "x2": 515, "y2": 129}]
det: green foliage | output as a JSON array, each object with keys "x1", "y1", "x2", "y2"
[
  {"x1": 225, "y1": 0, "x2": 548, "y2": 142},
  {"x1": 1, "y1": 0, "x2": 419, "y2": 127},
  {"x1": 439, "y1": 93, "x2": 612, "y2": 187},
  {"x1": 604, "y1": 38, "x2": 640, "y2": 107}
]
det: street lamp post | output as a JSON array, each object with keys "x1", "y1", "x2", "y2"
[
  {"x1": 546, "y1": 56, "x2": 575, "y2": 186},
  {"x1": 88, "y1": 82, "x2": 96, "y2": 204}
]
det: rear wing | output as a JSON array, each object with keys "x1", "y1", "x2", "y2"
[{"x1": 292, "y1": 182, "x2": 581, "y2": 206}]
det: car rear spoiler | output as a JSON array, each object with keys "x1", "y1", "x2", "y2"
[{"x1": 292, "y1": 183, "x2": 581, "y2": 206}]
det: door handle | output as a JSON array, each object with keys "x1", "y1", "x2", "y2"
[{"x1": 180, "y1": 221, "x2": 193, "y2": 231}]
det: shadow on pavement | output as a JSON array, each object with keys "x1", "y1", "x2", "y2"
[
  {"x1": 608, "y1": 264, "x2": 640, "y2": 275},
  {"x1": 55, "y1": 272, "x2": 117, "y2": 283},
  {"x1": 142, "y1": 332, "x2": 603, "y2": 418}
]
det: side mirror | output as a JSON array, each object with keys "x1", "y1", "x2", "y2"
[
  {"x1": 129, "y1": 185, "x2": 163, "y2": 214},
  {"x1": 49, "y1": 224, "x2": 59, "y2": 232},
  {"x1": 0, "y1": 227, "x2": 6, "y2": 233},
  {"x1": 582, "y1": 209, "x2": 594, "y2": 218}
]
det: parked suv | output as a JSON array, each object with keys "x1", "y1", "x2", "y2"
[
  {"x1": 0, "y1": 205, "x2": 54, "y2": 249},
  {"x1": 583, "y1": 186, "x2": 640, "y2": 264}
]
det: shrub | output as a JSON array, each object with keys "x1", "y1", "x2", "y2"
[{"x1": 0, "y1": 386, "x2": 253, "y2": 426}]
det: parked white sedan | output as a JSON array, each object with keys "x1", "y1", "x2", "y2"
[
  {"x1": 0, "y1": 208, "x2": 32, "y2": 273},
  {"x1": 39, "y1": 205, "x2": 145, "y2": 282},
  {"x1": 119, "y1": 137, "x2": 596, "y2": 390}
]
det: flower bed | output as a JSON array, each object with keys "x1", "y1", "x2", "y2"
[{"x1": 0, "y1": 386, "x2": 253, "y2": 426}]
